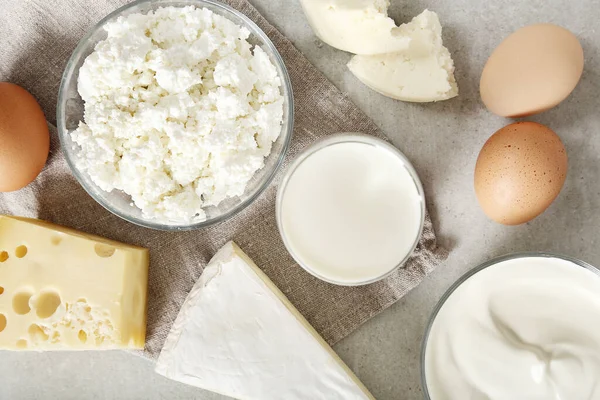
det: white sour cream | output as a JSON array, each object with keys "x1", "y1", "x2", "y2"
[
  {"x1": 424, "y1": 256, "x2": 600, "y2": 400},
  {"x1": 277, "y1": 135, "x2": 423, "y2": 285}
]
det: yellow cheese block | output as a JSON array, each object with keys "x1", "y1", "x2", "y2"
[{"x1": 0, "y1": 216, "x2": 149, "y2": 350}]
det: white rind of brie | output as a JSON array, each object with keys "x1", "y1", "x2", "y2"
[
  {"x1": 156, "y1": 242, "x2": 375, "y2": 400},
  {"x1": 299, "y1": 0, "x2": 411, "y2": 55},
  {"x1": 348, "y1": 10, "x2": 459, "y2": 102}
]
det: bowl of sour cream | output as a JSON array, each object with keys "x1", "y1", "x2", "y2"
[{"x1": 421, "y1": 253, "x2": 600, "y2": 400}]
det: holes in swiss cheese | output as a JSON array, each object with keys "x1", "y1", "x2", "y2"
[
  {"x1": 0, "y1": 313, "x2": 6, "y2": 333},
  {"x1": 50, "y1": 331, "x2": 60, "y2": 343},
  {"x1": 0, "y1": 251, "x2": 8, "y2": 262},
  {"x1": 16, "y1": 339, "x2": 27, "y2": 349},
  {"x1": 78, "y1": 330, "x2": 88, "y2": 343},
  {"x1": 15, "y1": 245, "x2": 27, "y2": 258},
  {"x1": 34, "y1": 290, "x2": 62, "y2": 319},
  {"x1": 94, "y1": 243, "x2": 116, "y2": 258},
  {"x1": 0, "y1": 286, "x2": 4, "y2": 295},
  {"x1": 28, "y1": 324, "x2": 49, "y2": 342},
  {"x1": 76, "y1": 298, "x2": 92, "y2": 313},
  {"x1": 51, "y1": 236, "x2": 62, "y2": 246},
  {"x1": 12, "y1": 289, "x2": 33, "y2": 315}
]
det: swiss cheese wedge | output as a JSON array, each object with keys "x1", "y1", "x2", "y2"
[{"x1": 0, "y1": 216, "x2": 149, "y2": 350}]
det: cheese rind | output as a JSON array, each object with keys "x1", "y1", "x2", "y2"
[
  {"x1": 348, "y1": 10, "x2": 459, "y2": 102},
  {"x1": 156, "y1": 242, "x2": 375, "y2": 400},
  {"x1": 0, "y1": 216, "x2": 149, "y2": 350},
  {"x1": 299, "y1": 0, "x2": 411, "y2": 55}
]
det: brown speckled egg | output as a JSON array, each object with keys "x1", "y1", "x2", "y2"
[{"x1": 474, "y1": 122, "x2": 567, "y2": 225}]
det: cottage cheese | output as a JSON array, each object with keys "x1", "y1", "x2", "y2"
[{"x1": 71, "y1": 6, "x2": 284, "y2": 223}]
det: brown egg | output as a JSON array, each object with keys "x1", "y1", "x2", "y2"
[
  {"x1": 480, "y1": 24, "x2": 584, "y2": 118},
  {"x1": 0, "y1": 83, "x2": 50, "y2": 192},
  {"x1": 474, "y1": 122, "x2": 567, "y2": 225}
]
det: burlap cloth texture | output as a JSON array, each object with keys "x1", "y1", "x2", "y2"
[{"x1": 0, "y1": 0, "x2": 449, "y2": 359}]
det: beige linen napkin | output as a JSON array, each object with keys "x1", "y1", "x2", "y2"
[{"x1": 0, "y1": 0, "x2": 448, "y2": 358}]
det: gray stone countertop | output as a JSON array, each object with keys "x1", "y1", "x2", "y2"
[{"x1": 1, "y1": 0, "x2": 600, "y2": 399}]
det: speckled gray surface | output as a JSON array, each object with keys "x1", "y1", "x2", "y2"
[{"x1": 1, "y1": 0, "x2": 600, "y2": 399}]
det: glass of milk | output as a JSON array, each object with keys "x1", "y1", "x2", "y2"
[{"x1": 276, "y1": 133, "x2": 425, "y2": 286}]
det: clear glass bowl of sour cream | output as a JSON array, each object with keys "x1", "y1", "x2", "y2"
[
  {"x1": 421, "y1": 252, "x2": 600, "y2": 400},
  {"x1": 57, "y1": 0, "x2": 293, "y2": 231}
]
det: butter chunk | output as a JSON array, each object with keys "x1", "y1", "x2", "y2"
[
  {"x1": 347, "y1": 10, "x2": 459, "y2": 102},
  {"x1": 0, "y1": 216, "x2": 149, "y2": 350},
  {"x1": 299, "y1": 0, "x2": 411, "y2": 55}
]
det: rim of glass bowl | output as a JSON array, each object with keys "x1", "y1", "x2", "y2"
[
  {"x1": 419, "y1": 251, "x2": 600, "y2": 399},
  {"x1": 275, "y1": 133, "x2": 426, "y2": 286},
  {"x1": 57, "y1": 0, "x2": 294, "y2": 231}
]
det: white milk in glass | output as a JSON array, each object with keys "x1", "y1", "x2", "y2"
[{"x1": 278, "y1": 137, "x2": 423, "y2": 285}]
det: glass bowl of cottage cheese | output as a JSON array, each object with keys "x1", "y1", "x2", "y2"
[{"x1": 57, "y1": 0, "x2": 293, "y2": 230}]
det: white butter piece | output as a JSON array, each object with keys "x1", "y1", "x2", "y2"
[
  {"x1": 156, "y1": 242, "x2": 374, "y2": 400},
  {"x1": 348, "y1": 10, "x2": 458, "y2": 102},
  {"x1": 298, "y1": 0, "x2": 410, "y2": 55}
]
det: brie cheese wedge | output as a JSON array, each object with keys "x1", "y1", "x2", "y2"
[
  {"x1": 156, "y1": 242, "x2": 375, "y2": 400},
  {"x1": 347, "y1": 10, "x2": 459, "y2": 102},
  {"x1": 299, "y1": 0, "x2": 411, "y2": 55}
]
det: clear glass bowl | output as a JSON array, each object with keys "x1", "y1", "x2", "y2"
[
  {"x1": 276, "y1": 133, "x2": 426, "y2": 286},
  {"x1": 57, "y1": 0, "x2": 293, "y2": 231},
  {"x1": 420, "y1": 252, "x2": 600, "y2": 399}
]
